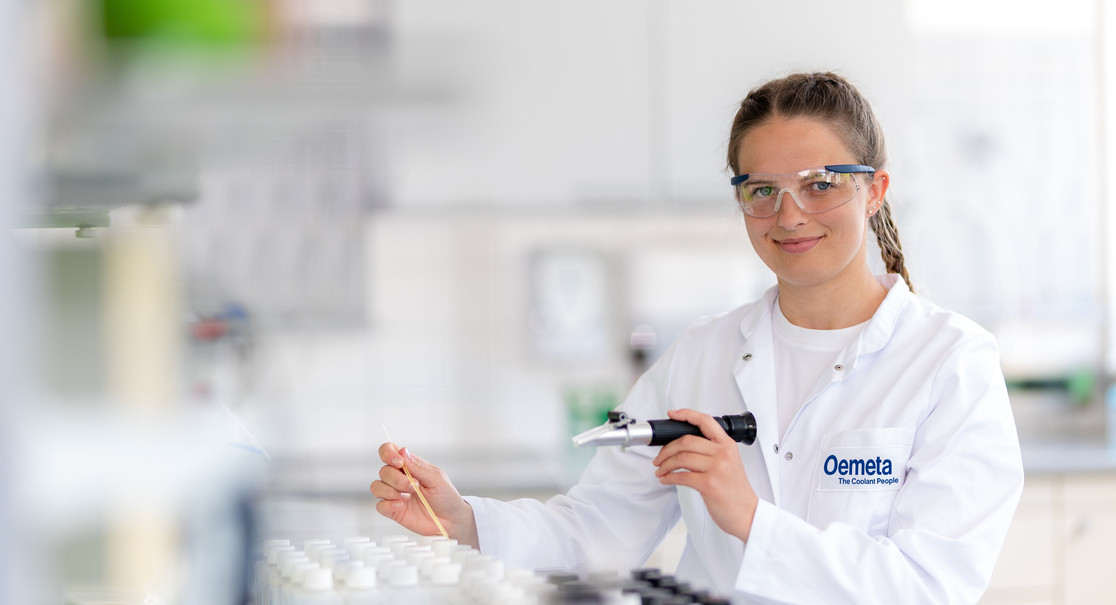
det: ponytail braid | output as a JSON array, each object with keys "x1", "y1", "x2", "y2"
[{"x1": 869, "y1": 199, "x2": 913, "y2": 293}]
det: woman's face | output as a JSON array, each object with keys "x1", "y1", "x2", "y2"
[{"x1": 735, "y1": 116, "x2": 888, "y2": 291}]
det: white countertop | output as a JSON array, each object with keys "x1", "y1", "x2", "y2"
[{"x1": 1020, "y1": 440, "x2": 1116, "y2": 474}]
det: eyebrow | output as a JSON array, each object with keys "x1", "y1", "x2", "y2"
[{"x1": 741, "y1": 174, "x2": 777, "y2": 185}]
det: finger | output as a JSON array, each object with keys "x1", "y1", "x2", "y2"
[
  {"x1": 370, "y1": 479, "x2": 412, "y2": 501},
  {"x1": 657, "y1": 468, "x2": 705, "y2": 491},
  {"x1": 654, "y1": 451, "x2": 712, "y2": 477},
  {"x1": 398, "y1": 447, "x2": 443, "y2": 487},
  {"x1": 379, "y1": 465, "x2": 414, "y2": 493},
  {"x1": 668, "y1": 408, "x2": 732, "y2": 444},
  {"x1": 379, "y1": 442, "x2": 404, "y2": 467},
  {"x1": 653, "y1": 433, "x2": 718, "y2": 466},
  {"x1": 375, "y1": 497, "x2": 406, "y2": 520}
]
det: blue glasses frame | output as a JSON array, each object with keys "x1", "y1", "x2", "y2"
[{"x1": 729, "y1": 164, "x2": 876, "y2": 186}]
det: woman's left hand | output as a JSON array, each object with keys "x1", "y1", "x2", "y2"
[{"x1": 652, "y1": 408, "x2": 759, "y2": 541}]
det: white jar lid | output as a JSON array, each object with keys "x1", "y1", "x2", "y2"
[
  {"x1": 450, "y1": 545, "x2": 478, "y2": 564},
  {"x1": 267, "y1": 545, "x2": 296, "y2": 565},
  {"x1": 292, "y1": 561, "x2": 320, "y2": 585},
  {"x1": 404, "y1": 546, "x2": 434, "y2": 567},
  {"x1": 336, "y1": 561, "x2": 363, "y2": 584},
  {"x1": 420, "y1": 556, "x2": 450, "y2": 578},
  {"x1": 377, "y1": 558, "x2": 406, "y2": 581},
  {"x1": 430, "y1": 538, "x2": 459, "y2": 558},
  {"x1": 343, "y1": 536, "x2": 371, "y2": 547},
  {"x1": 430, "y1": 561, "x2": 463, "y2": 586},
  {"x1": 306, "y1": 542, "x2": 334, "y2": 562},
  {"x1": 348, "y1": 541, "x2": 376, "y2": 560},
  {"x1": 389, "y1": 564, "x2": 419, "y2": 588},
  {"x1": 279, "y1": 553, "x2": 309, "y2": 578},
  {"x1": 389, "y1": 540, "x2": 417, "y2": 559},
  {"x1": 379, "y1": 535, "x2": 412, "y2": 547},
  {"x1": 363, "y1": 549, "x2": 393, "y2": 569},
  {"x1": 346, "y1": 565, "x2": 377, "y2": 590},
  {"x1": 319, "y1": 548, "x2": 349, "y2": 569},
  {"x1": 301, "y1": 567, "x2": 333, "y2": 591}
]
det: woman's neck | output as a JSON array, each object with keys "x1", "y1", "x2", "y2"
[{"x1": 776, "y1": 269, "x2": 888, "y2": 330}]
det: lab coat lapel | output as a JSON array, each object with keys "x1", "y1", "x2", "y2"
[{"x1": 732, "y1": 293, "x2": 781, "y2": 506}]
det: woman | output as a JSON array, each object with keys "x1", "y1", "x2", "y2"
[{"x1": 370, "y1": 72, "x2": 1024, "y2": 603}]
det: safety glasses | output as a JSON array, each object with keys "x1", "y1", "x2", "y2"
[{"x1": 730, "y1": 164, "x2": 876, "y2": 218}]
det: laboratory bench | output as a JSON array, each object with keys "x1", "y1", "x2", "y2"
[{"x1": 259, "y1": 434, "x2": 1116, "y2": 604}]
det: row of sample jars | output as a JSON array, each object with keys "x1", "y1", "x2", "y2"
[{"x1": 253, "y1": 536, "x2": 730, "y2": 604}]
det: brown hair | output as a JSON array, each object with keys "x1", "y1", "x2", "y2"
[{"x1": 726, "y1": 72, "x2": 912, "y2": 291}]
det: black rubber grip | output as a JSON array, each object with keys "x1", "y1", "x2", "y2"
[{"x1": 647, "y1": 413, "x2": 757, "y2": 446}]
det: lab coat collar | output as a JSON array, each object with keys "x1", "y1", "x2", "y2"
[
  {"x1": 736, "y1": 273, "x2": 912, "y2": 352},
  {"x1": 737, "y1": 285, "x2": 779, "y2": 340},
  {"x1": 858, "y1": 273, "x2": 911, "y2": 355}
]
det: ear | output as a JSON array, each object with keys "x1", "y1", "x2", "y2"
[{"x1": 866, "y1": 169, "x2": 890, "y2": 217}]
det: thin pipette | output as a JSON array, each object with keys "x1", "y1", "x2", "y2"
[{"x1": 382, "y1": 426, "x2": 449, "y2": 539}]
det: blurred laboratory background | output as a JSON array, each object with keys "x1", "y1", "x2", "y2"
[{"x1": 4, "y1": 0, "x2": 1116, "y2": 603}]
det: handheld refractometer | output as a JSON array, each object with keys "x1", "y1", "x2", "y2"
[{"x1": 571, "y1": 410, "x2": 757, "y2": 448}]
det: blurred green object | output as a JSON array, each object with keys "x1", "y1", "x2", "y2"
[
  {"x1": 566, "y1": 385, "x2": 619, "y2": 438},
  {"x1": 100, "y1": 0, "x2": 265, "y2": 47},
  {"x1": 1006, "y1": 367, "x2": 1097, "y2": 406},
  {"x1": 1066, "y1": 368, "x2": 1096, "y2": 405}
]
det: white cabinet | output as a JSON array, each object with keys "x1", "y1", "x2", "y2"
[
  {"x1": 981, "y1": 473, "x2": 1116, "y2": 605},
  {"x1": 981, "y1": 476, "x2": 1058, "y2": 604},
  {"x1": 1061, "y1": 475, "x2": 1116, "y2": 604}
]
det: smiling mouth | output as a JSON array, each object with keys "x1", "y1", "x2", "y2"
[{"x1": 775, "y1": 236, "x2": 822, "y2": 253}]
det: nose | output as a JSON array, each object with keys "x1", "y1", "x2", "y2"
[{"x1": 775, "y1": 189, "x2": 809, "y2": 230}]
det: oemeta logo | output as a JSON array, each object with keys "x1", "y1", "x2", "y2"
[{"x1": 823, "y1": 455, "x2": 900, "y2": 487}]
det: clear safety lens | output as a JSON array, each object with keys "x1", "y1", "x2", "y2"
[{"x1": 734, "y1": 167, "x2": 863, "y2": 218}]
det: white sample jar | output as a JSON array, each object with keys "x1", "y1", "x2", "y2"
[
  {"x1": 262, "y1": 544, "x2": 296, "y2": 605},
  {"x1": 258, "y1": 539, "x2": 292, "y2": 602},
  {"x1": 286, "y1": 562, "x2": 322, "y2": 605},
  {"x1": 389, "y1": 540, "x2": 418, "y2": 559},
  {"x1": 386, "y1": 564, "x2": 429, "y2": 605},
  {"x1": 294, "y1": 567, "x2": 342, "y2": 605},
  {"x1": 277, "y1": 553, "x2": 311, "y2": 605},
  {"x1": 425, "y1": 561, "x2": 463, "y2": 605},
  {"x1": 429, "y1": 539, "x2": 458, "y2": 559},
  {"x1": 339, "y1": 565, "x2": 382, "y2": 605},
  {"x1": 376, "y1": 558, "x2": 406, "y2": 584},
  {"x1": 320, "y1": 548, "x2": 350, "y2": 573},
  {"x1": 362, "y1": 547, "x2": 393, "y2": 572}
]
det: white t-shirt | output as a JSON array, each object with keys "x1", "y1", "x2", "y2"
[{"x1": 772, "y1": 297, "x2": 868, "y2": 440}]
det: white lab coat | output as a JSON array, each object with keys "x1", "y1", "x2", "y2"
[{"x1": 465, "y1": 274, "x2": 1024, "y2": 604}]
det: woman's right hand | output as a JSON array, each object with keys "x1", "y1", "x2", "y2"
[{"x1": 370, "y1": 442, "x2": 479, "y2": 549}]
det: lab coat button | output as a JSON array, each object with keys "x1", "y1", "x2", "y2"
[
  {"x1": 773, "y1": 444, "x2": 779, "y2": 454},
  {"x1": 834, "y1": 364, "x2": 844, "y2": 371},
  {"x1": 785, "y1": 452, "x2": 793, "y2": 461},
  {"x1": 743, "y1": 353, "x2": 753, "y2": 361}
]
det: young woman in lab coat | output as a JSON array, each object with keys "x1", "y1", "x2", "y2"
[{"x1": 371, "y1": 72, "x2": 1024, "y2": 603}]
